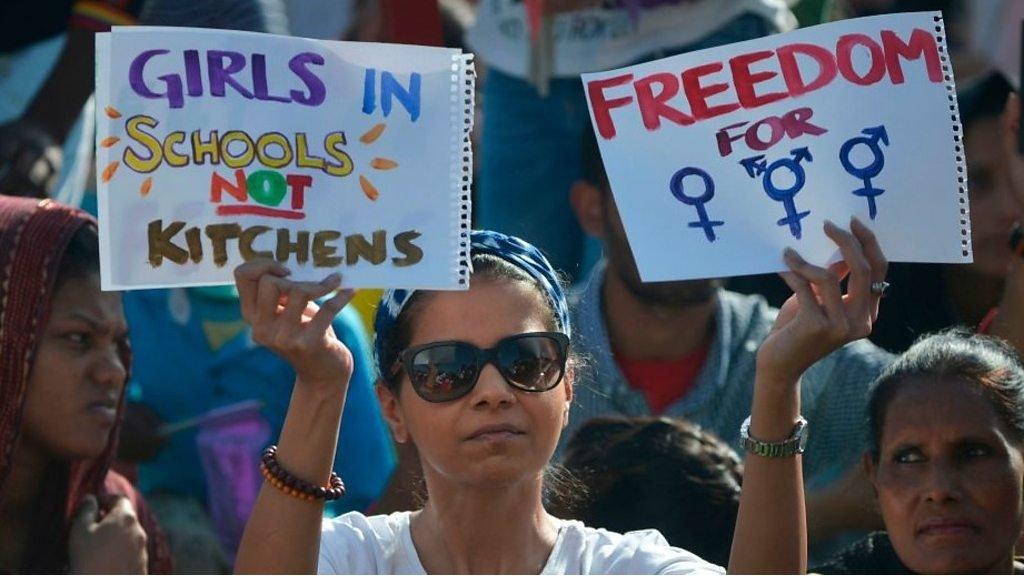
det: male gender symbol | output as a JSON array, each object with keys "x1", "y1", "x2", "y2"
[
  {"x1": 839, "y1": 125, "x2": 889, "y2": 219},
  {"x1": 669, "y1": 166, "x2": 724, "y2": 242},
  {"x1": 740, "y1": 147, "x2": 813, "y2": 239}
]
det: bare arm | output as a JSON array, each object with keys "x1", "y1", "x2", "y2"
[
  {"x1": 233, "y1": 261, "x2": 356, "y2": 574},
  {"x1": 729, "y1": 219, "x2": 888, "y2": 574}
]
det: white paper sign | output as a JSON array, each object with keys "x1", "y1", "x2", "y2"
[
  {"x1": 582, "y1": 12, "x2": 971, "y2": 282},
  {"x1": 96, "y1": 27, "x2": 473, "y2": 291}
]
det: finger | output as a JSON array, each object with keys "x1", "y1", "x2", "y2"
[
  {"x1": 827, "y1": 261, "x2": 850, "y2": 283},
  {"x1": 254, "y1": 274, "x2": 289, "y2": 326},
  {"x1": 103, "y1": 496, "x2": 138, "y2": 524},
  {"x1": 281, "y1": 275, "x2": 341, "y2": 328},
  {"x1": 306, "y1": 288, "x2": 357, "y2": 338},
  {"x1": 784, "y1": 247, "x2": 846, "y2": 328},
  {"x1": 778, "y1": 271, "x2": 818, "y2": 316},
  {"x1": 850, "y1": 216, "x2": 889, "y2": 320},
  {"x1": 71, "y1": 495, "x2": 99, "y2": 530},
  {"x1": 823, "y1": 219, "x2": 870, "y2": 314},
  {"x1": 236, "y1": 259, "x2": 290, "y2": 320}
]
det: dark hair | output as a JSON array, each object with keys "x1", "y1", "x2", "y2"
[
  {"x1": 554, "y1": 417, "x2": 743, "y2": 566},
  {"x1": 54, "y1": 223, "x2": 100, "y2": 292},
  {"x1": 958, "y1": 71, "x2": 1014, "y2": 129},
  {"x1": 868, "y1": 330, "x2": 1024, "y2": 461},
  {"x1": 377, "y1": 252, "x2": 564, "y2": 392}
]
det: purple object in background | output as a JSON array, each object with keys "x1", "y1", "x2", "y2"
[{"x1": 196, "y1": 404, "x2": 271, "y2": 561}]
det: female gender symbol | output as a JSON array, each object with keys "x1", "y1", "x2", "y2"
[
  {"x1": 669, "y1": 166, "x2": 724, "y2": 242},
  {"x1": 839, "y1": 125, "x2": 889, "y2": 219},
  {"x1": 741, "y1": 147, "x2": 813, "y2": 239}
]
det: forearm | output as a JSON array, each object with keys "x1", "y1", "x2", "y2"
[
  {"x1": 23, "y1": 30, "x2": 96, "y2": 141},
  {"x1": 235, "y1": 380, "x2": 347, "y2": 574},
  {"x1": 992, "y1": 258, "x2": 1024, "y2": 356},
  {"x1": 729, "y1": 377, "x2": 806, "y2": 574}
]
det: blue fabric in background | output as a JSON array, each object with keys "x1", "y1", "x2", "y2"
[{"x1": 124, "y1": 288, "x2": 396, "y2": 515}]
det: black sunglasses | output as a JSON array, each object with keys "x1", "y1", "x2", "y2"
[{"x1": 393, "y1": 332, "x2": 570, "y2": 403}]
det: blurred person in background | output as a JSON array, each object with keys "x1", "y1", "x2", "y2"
[
  {"x1": 0, "y1": 196, "x2": 171, "y2": 574},
  {"x1": 555, "y1": 417, "x2": 743, "y2": 567}
]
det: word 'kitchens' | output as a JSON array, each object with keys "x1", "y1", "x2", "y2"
[{"x1": 147, "y1": 222, "x2": 424, "y2": 268}]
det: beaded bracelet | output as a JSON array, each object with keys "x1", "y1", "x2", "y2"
[{"x1": 260, "y1": 445, "x2": 346, "y2": 502}]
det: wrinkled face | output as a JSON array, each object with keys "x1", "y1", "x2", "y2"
[
  {"x1": 601, "y1": 190, "x2": 720, "y2": 306},
  {"x1": 870, "y1": 377, "x2": 1024, "y2": 574},
  {"x1": 965, "y1": 117, "x2": 1020, "y2": 279},
  {"x1": 20, "y1": 274, "x2": 129, "y2": 461},
  {"x1": 384, "y1": 279, "x2": 571, "y2": 488}
]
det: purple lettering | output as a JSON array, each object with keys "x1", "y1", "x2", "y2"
[
  {"x1": 252, "y1": 53, "x2": 292, "y2": 103},
  {"x1": 289, "y1": 52, "x2": 326, "y2": 106},
  {"x1": 207, "y1": 50, "x2": 254, "y2": 100},
  {"x1": 129, "y1": 49, "x2": 185, "y2": 109},
  {"x1": 184, "y1": 49, "x2": 203, "y2": 97}
]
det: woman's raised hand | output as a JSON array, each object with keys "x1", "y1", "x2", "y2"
[
  {"x1": 757, "y1": 218, "x2": 888, "y2": 386},
  {"x1": 234, "y1": 260, "x2": 357, "y2": 390}
]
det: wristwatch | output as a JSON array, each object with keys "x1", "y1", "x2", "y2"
[{"x1": 740, "y1": 416, "x2": 808, "y2": 458}]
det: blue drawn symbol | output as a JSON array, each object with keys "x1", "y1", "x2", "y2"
[
  {"x1": 839, "y1": 125, "x2": 889, "y2": 219},
  {"x1": 669, "y1": 167, "x2": 724, "y2": 242},
  {"x1": 740, "y1": 147, "x2": 813, "y2": 239}
]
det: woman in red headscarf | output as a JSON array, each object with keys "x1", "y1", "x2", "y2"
[{"x1": 0, "y1": 196, "x2": 171, "y2": 573}]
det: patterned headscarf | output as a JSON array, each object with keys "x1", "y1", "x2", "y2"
[
  {"x1": 373, "y1": 230, "x2": 570, "y2": 375},
  {"x1": 0, "y1": 197, "x2": 171, "y2": 573}
]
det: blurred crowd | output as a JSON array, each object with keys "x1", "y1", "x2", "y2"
[{"x1": 0, "y1": 0, "x2": 1023, "y2": 574}]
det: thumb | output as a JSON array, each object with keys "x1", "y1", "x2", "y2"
[{"x1": 71, "y1": 495, "x2": 99, "y2": 532}]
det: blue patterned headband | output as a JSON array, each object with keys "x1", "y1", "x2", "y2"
[{"x1": 373, "y1": 230, "x2": 571, "y2": 375}]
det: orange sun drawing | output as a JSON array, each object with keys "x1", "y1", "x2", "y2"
[{"x1": 101, "y1": 106, "x2": 399, "y2": 201}]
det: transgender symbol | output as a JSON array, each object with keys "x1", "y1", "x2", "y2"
[
  {"x1": 669, "y1": 167, "x2": 724, "y2": 242},
  {"x1": 839, "y1": 125, "x2": 889, "y2": 219},
  {"x1": 740, "y1": 147, "x2": 813, "y2": 239}
]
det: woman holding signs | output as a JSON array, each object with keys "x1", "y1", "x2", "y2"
[{"x1": 235, "y1": 221, "x2": 887, "y2": 573}]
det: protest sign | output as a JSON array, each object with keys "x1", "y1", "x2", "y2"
[
  {"x1": 96, "y1": 27, "x2": 473, "y2": 290},
  {"x1": 582, "y1": 12, "x2": 970, "y2": 282}
]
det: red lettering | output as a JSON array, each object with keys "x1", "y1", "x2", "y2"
[
  {"x1": 777, "y1": 43, "x2": 838, "y2": 97},
  {"x1": 745, "y1": 116, "x2": 785, "y2": 151},
  {"x1": 716, "y1": 121, "x2": 749, "y2": 157},
  {"x1": 881, "y1": 28, "x2": 943, "y2": 84},
  {"x1": 730, "y1": 50, "x2": 787, "y2": 109},
  {"x1": 681, "y1": 62, "x2": 740, "y2": 120},
  {"x1": 287, "y1": 174, "x2": 313, "y2": 209},
  {"x1": 634, "y1": 73, "x2": 693, "y2": 131},
  {"x1": 587, "y1": 74, "x2": 635, "y2": 139},
  {"x1": 837, "y1": 33, "x2": 886, "y2": 86},
  {"x1": 781, "y1": 107, "x2": 827, "y2": 138},
  {"x1": 211, "y1": 169, "x2": 247, "y2": 203}
]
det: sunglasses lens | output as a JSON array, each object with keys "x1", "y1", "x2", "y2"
[
  {"x1": 408, "y1": 344, "x2": 478, "y2": 402},
  {"x1": 497, "y1": 335, "x2": 565, "y2": 391}
]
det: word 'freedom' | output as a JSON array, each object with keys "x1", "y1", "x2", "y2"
[{"x1": 588, "y1": 27, "x2": 943, "y2": 139}]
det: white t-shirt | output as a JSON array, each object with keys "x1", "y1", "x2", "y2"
[
  {"x1": 318, "y1": 511, "x2": 724, "y2": 574},
  {"x1": 466, "y1": 0, "x2": 797, "y2": 79}
]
